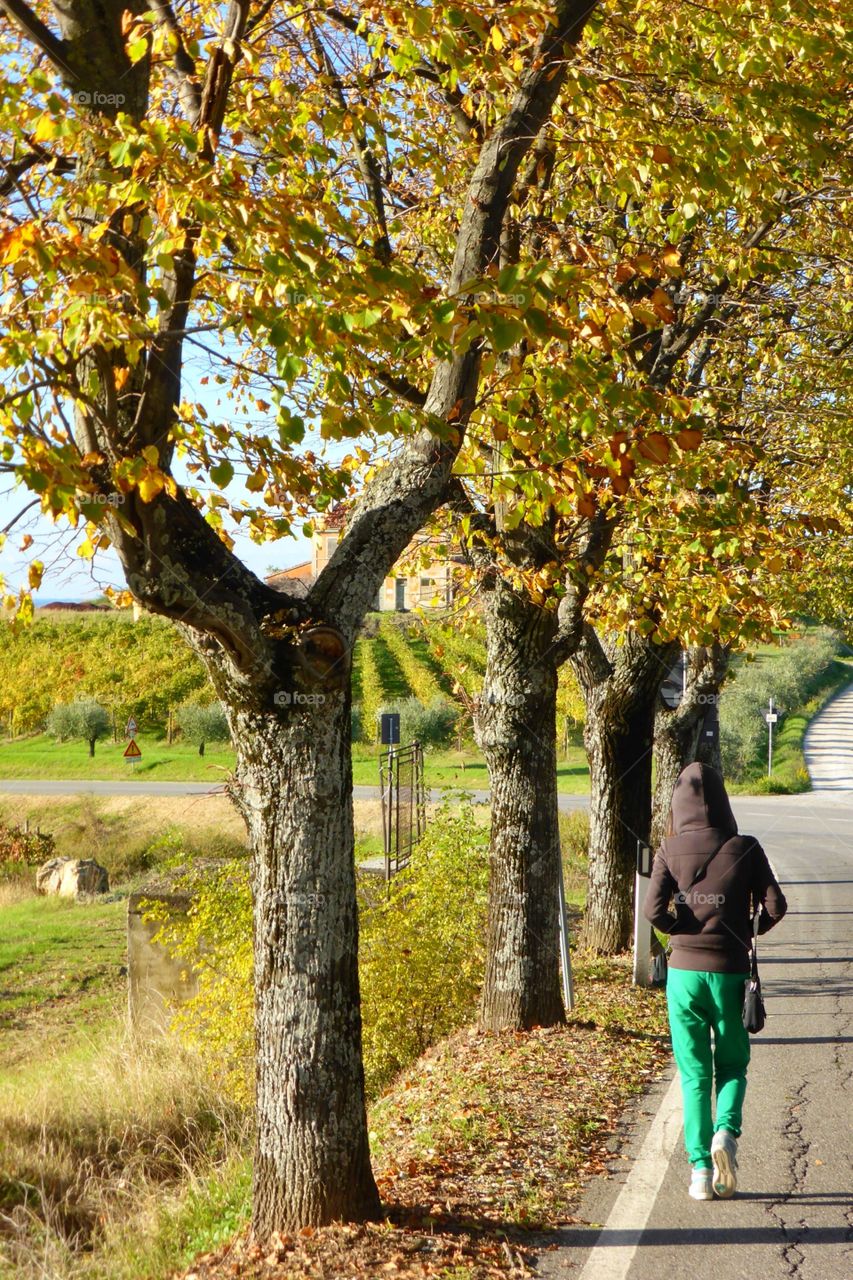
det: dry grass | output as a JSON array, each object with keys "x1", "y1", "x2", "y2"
[
  {"x1": 0, "y1": 877, "x2": 31, "y2": 909},
  {"x1": 0, "y1": 1026, "x2": 251, "y2": 1279},
  {"x1": 0, "y1": 793, "x2": 431, "y2": 887}
]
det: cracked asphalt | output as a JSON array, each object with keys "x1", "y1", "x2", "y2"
[{"x1": 531, "y1": 792, "x2": 853, "y2": 1280}]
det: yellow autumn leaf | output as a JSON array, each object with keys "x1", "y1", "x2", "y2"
[
  {"x1": 77, "y1": 538, "x2": 96, "y2": 560},
  {"x1": 137, "y1": 469, "x2": 166, "y2": 503},
  {"x1": 28, "y1": 560, "x2": 44, "y2": 590},
  {"x1": 660, "y1": 245, "x2": 683, "y2": 277},
  {"x1": 490, "y1": 25, "x2": 505, "y2": 51},
  {"x1": 33, "y1": 114, "x2": 60, "y2": 144},
  {"x1": 0, "y1": 224, "x2": 38, "y2": 265}
]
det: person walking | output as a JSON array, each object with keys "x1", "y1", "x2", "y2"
[{"x1": 644, "y1": 761, "x2": 787, "y2": 1200}]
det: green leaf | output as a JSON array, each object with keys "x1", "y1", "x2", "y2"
[{"x1": 210, "y1": 461, "x2": 234, "y2": 489}]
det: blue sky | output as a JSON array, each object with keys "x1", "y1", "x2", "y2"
[{"x1": 0, "y1": 462, "x2": 317, "y2": 601}]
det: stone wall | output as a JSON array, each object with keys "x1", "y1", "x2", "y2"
[{"x1": 127, "y1": 890, "x2": 199, "y2": 1031}]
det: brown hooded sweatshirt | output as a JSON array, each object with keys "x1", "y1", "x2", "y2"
[{"x1": 643, "y1": 762, "x2": 788, "y2": 973}]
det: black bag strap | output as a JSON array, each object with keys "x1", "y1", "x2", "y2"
[{"x1": 748, "y1": 905, "x2": 760, "y2": 980}]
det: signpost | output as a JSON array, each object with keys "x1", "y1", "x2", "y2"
[
  {"x1": 766, "y1": 698, "x2": 778, "y2": 776},
  {"x1": 557, "y1": 872, "x2": 575, "y2": 1011},
  {"x1": 633, "y1": 841, "x2": 654, "y2": 986},
  {"x1": 123, "y1": 738, "x2": 142, "y2": 771},
  {"x1": 125, "y1": 717, "x2": 138, "y2": 740}
]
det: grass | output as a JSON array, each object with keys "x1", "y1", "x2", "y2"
[
  {"x1": 0, "y1": 733, "x2": 593, "y2": 792},
  {"x1": 0, "y1": 733, "x2": 235, "y2": 781},
  {"x1": 0, "y1": 1019, "x2": 251, "y2": 1280},
  {"x1": 0, "y1": 894, "x2": 126, "y2": 1072},
  {"x1": 0, "y1": 876, "x2": 253, "y2": 1280}
]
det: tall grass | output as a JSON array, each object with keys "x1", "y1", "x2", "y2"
[{"x1": 0, "y1": 1027, "x2": 251, "y2": 1279}]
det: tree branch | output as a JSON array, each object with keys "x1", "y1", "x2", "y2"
[
  {"x1": 150, "y1": 0, "x2": 202, "y2": 122},
  {"x1": 308, "y1": 0, "x2": 599, "y2": 634},
  {"x1": 0, "y1": 0, "x2": 71, "y2": 80},
  {"x1": 322, "y1": 5, "x2": 483, "y2": 143},
  {"x1": 553, "y1": 509, "x2": 618, "y2": 663},
  {"x1": 307, "y1": 16, "x2": 392, "y2": 262}
]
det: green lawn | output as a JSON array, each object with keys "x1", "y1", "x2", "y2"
[
  {"x1": 0, "y1": 733, "x2": 592, "y2": 793},
  {"x1": 0, "y1": 892, "x2": 126, "y2": 1073},
  {"x1": 0, "y1": 733, "x2": 235, "y2": 781}
]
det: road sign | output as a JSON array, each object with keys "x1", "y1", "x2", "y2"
[
  {"x1": 765, "y1": 712, "x2": 778, "y2": 723},
  {"x1": 125, "y1": 717, "x2": 137, "y2": 738},
  {"x1": 380, "y1": 712, "x2": 400, "y2": 745},
  {"x1": 123, "y1": 738, "x2": 142, "y2": 760}
]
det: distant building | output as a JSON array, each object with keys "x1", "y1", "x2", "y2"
[{"x1": 266, "y1": 503, "x2": 459, "y2": 612}]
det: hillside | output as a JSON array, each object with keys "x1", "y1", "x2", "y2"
[{"x1": 0, "y1": 610, "x2": 583, "y2": 748}]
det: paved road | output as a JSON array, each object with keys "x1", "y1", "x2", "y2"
[
  {"x1": 0, "y1": 777, "x2": 848, "y2": 832},
  {"x1": 531, "y1": 789, "x2": 853, "y2": 1280},
  {"x1": 804, "y1": 680, "x2": 853, "y2": 794}
]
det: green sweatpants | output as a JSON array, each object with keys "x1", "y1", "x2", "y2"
[{"x1": 666, "y1": 968, "x2": 751, "y2": 1168}]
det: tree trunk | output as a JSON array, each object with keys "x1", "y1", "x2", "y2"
[
  {"x1": 198, "y1": 740, "x2": 205, "y2": 757},
  {"x1": 88, "y1": 738, "x2": 95, "y2": 758},
  {"x1": 652, "y1": 644, "x2": 729, "y2": 848},
  {"x1": 474, "y1": 580, "x2": 565, "y2": 1030},
  {"x1": 572, "y1": 629, "x2": 678, "y2": 954},
  {"x1": 228, "y1": 686, "x2": 382, "y2": 1235}
]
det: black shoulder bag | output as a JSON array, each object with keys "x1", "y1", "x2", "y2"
[{"x1": 742, "y1": 908, "x2": 766, "y2": 1033}]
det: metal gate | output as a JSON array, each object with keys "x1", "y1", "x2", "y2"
[{"x1": 379, "y1": 740, "x2": 426, "y2": 882}]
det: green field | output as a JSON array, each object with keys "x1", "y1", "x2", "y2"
[
  {"x1": 0, "y1": 731, "x2": 592, "y2": 792},
  {"x1": 0, "y1": 892, "x2": 127, "y2": 1073}
]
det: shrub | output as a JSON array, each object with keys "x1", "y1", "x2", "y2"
[
  {"x1": 146, "y1": 802, "x2": 490, "y2": 1105},
  {"x1": 0, "y1": 822, "x2": 56, "y2": 864},
  {"x1": 46, "y1": 698, "x2": 111, "y2": 756},
  {"x1": 175, "y1": 701, "x2": 230, "y2": 756},
  {"x1": 719, "y1": 629, "x2": 841, "y2": 779},
  {"x1": 376, "y1": 695, "x2": 458, "y2": 750},
  {"x1": 359, "y1": 801, "x2": 490, "y2": 1098}
]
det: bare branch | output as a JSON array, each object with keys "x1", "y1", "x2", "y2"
[
  {"x1": 0, "y1": 0, "x2": 71, "y2": 80},
  {"x1": 150, "y1": 0, "x2": 202, "y2": 121}
]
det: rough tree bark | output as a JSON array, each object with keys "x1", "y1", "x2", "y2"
[
  {"x1": 651, "y1": 643, "x2": 729, "y2": 848},
  {"x1": 1, "y1": 0, "x2": 601, "y2": 1235},
  {"x1": 466, "y1": 507, "x2": 615, "y2": 1028},
  {"x1": 474, "y1": 575, "x2": 564, "y2": 1029},
  {"x1": 571, "y1": 627, "x2": 678, "y2": 954}
]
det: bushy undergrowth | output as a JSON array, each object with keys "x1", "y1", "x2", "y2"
[
  {"x1": 719, "y1": 629, "x2": 844, "y2": 781},
  {"x1": 147, "y1": 802, "x2": 490, "y2": 1106},
  {"x1": 376, "y1": 694, "x2": 459, "y2": 750},
  {"x1": 0, "y1": 821, "x2": 55, "y2": 864}
]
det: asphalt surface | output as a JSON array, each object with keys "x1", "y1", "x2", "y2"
[
  {"x1": 804, "y1": 680, "x2": 853, "y2": 792},
  {"x1": 530, "y1": 788, "x2": 853, "y2": 1279},
  {"x1": 0, "y1": 776, "x2": 799, "y2": 821}
]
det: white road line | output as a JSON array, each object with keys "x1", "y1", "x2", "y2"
[{"x1": 576, "y1": 1072, "x2": 683, "y2": 1280}]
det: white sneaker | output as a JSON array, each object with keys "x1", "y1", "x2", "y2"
[
  {"x1": 711, "y1": 1129, "x2": 738, "y2": 1198},
  {"x1": 689, "y1": 1167, "x2": 714, "y2": 1200}
]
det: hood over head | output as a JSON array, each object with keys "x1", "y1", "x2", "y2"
[{"x1": 669, "y1": 762, "x2": 737, "y2": 837}]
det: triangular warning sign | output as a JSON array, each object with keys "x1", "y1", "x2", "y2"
[{"x1": 123, "y1": 738, "x2": 142, "y2": 759}]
